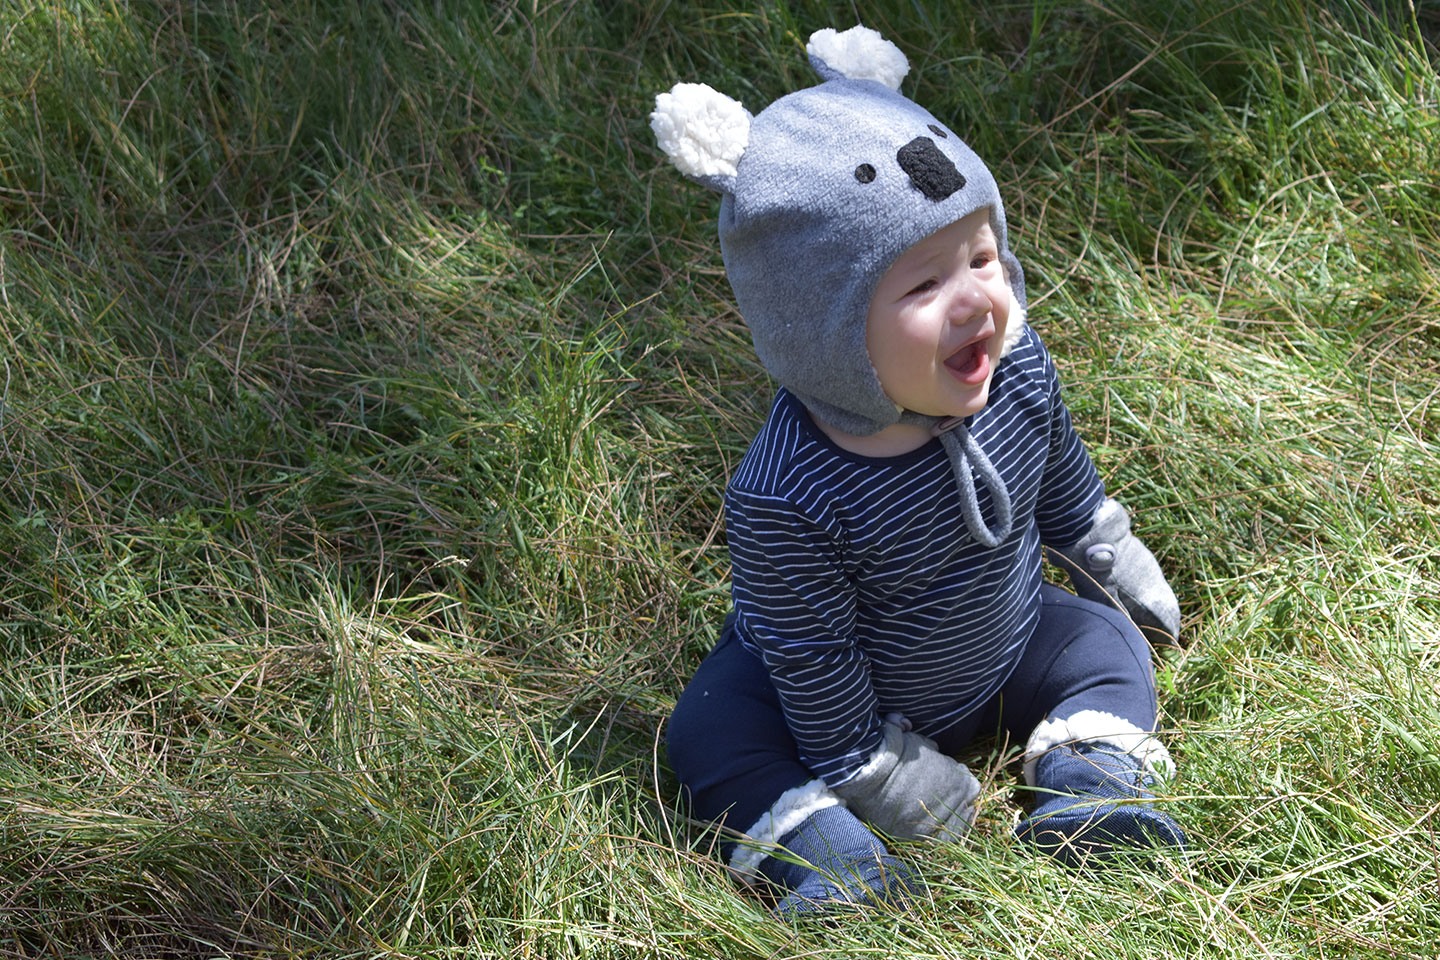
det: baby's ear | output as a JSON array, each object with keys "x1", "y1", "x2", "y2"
[{"x1": 650, "y1": 82, "x2": 750, "y2": 194}]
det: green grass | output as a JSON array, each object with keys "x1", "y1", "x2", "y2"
[{"x1": 2, "y1": 0, "x2": 1438, "y2": 956}]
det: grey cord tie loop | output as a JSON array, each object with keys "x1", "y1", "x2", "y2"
[{"x1": 934, "y1": 420, "x2": 1013, "y2": 548}]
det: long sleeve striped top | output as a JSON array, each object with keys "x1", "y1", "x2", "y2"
[{"x1": 724, "y1": 325, "x2": 1106, "y2": 786}]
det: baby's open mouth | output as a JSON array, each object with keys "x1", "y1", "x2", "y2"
[{"x1": 945, "y1": 338, "x2": 991, "y2": 383}]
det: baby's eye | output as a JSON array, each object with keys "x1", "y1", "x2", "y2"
[
  {"x1": 906, "y1": 279, "x2": 938, "y2": 297},
  {"x1": 971, "y1": 252, "x2": 997, "y2": 270}
]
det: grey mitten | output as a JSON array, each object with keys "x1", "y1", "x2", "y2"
[
  {"x1": 1052, "y1": 498, "x2": 1181, "y2": 642},
  {"x1": 832, "y1": 716, "x2": 980, "y2": 842}
]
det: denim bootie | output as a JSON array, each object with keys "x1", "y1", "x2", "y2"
[
  {"x1": 757, "y1": 805, "x2": 922, "y2": 916},
  {"x1": 1016, "y1": 739, "x2": 1186, "y2": 866}
]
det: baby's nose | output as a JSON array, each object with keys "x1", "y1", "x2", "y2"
[{"x1": 947, "y1": 282, "x2": 992, "y2": 323}]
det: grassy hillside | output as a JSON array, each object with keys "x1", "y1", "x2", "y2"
[{"x1": 2, "y1": 0, "x2": 1437, "y2": 956}]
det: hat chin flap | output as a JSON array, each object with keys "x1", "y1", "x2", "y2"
[
  {"x1": 650, "y1": 83, "x2": 750, "y2": 191},
  {"x1": 806, "y1": 26, "x2": 909, "y2": 90}
]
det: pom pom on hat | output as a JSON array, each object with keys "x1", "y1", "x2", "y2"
[
  {"x1": 650, "y1": 82, "x2": 750, "y2": 180},
  {"x1": 806, "y1": 25, "x2": 910, "y2": 89}
]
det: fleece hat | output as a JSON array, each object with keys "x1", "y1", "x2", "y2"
[
  {"x1": 650, "y1": 25, "x2": 1028, "y2": 440},
  {"x1": 651, "y1": 26, "x2": 1027, "y2": 546}
]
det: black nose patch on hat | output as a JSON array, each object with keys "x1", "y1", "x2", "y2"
[{"x1": 897, "y1": 136, "x2": 965, "y2": 202}]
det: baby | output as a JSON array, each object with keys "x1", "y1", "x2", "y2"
[{"x1": 653, "y1": 25, "x2": 1186, "y2": 916}]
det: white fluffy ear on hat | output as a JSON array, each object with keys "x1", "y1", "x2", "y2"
[
  {"x1": 650, "y1": 83, "x2": 750, "y2": 187},
  {"x1": 807, "y1": 25, "x2": 910, "y2": 90}
]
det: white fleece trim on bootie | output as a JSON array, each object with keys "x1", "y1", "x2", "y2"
[
  {"x1": 1022, "y1": 709, "x2": 1175, "y2": 786},
  {"x1": 726, "y1": 779, "x2": 842, "y2": 884}
]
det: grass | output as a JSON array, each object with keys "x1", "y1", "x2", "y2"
[{"x1": 1, "y1": 0, "x2": 1438, "y2": 956}]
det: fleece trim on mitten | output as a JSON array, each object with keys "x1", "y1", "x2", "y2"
[
  {"x1": 1022, "y1": 709, "x2": 1175, "y2": 787},
  {"x1": 727, "y1": 778, "x2": 842, "y2": 883},
  {"x1": 844, "y1": 720, "x2": 904, "y2": 785}
]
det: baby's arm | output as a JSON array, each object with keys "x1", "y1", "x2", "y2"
[
  {"x1": 727, "y1": 488, "x2": 979, "y2": 841},
  {"x1": 726, "y1": 488, "x2": 887, "y2": 775},
  {"x1": 1052, "y1": 498, "x2": 1181, "y2": 641}
]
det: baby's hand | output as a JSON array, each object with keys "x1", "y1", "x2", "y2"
[
  {"x1": 1054, "y1": 497, "x2": 1181, "y2": 642},
  {"x1": 833, "y1": 716, "x2": 979, "y2": 842}
]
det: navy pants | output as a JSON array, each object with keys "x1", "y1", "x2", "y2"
[{"x1": 668, "y1": 583, "x2": 1159, "y2": 836}]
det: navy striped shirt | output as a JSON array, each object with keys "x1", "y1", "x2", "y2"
[{"x1": 725, "y1": 326, "x2": 1106, "y2": 786}]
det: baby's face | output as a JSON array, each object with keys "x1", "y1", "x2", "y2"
[{"x1": 864, "y1": 209, "x2": 1012, "y2": 422}]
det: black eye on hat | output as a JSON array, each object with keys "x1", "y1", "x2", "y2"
[{"x1": 854, "y1": 163, "x2": 877, "y2": 183}]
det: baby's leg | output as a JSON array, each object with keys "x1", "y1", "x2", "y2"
[
  {"x1": 668, "y1": 617, "x2": 919, "y2": 914},
  {"x1": 1003, "y1": 584, "x2": 1186, "y2": 863}
]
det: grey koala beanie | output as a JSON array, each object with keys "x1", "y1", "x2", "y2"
[{"x1": 651, "y1": 26, "x2": 1026, "y2": 546}]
